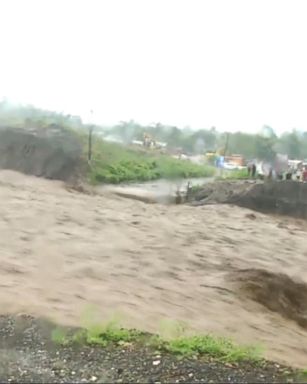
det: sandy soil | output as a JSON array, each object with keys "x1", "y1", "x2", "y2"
[{"x1": 1, "y1": 170, "x2": 307, "y2": 367}]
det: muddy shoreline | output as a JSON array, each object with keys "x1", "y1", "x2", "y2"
[
  {"x1": 190, "y1": 179, "x2": 307, "y2": 220},
  {"x1": 0, "y1": 315, "x2": 298, "y2": 383}
]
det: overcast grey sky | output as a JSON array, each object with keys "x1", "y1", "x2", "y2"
[{"x1": 1, "y1": 0, "x2": 306, "y2": 133}]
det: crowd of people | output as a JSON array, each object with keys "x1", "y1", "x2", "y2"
[{"x1": 253, "y1": 162, "x2": 307, "y2": 182}]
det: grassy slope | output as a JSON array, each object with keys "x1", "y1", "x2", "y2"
[
  {"x1": 219, "y1": 169, "x2": 249, "y2": 180},
  {"x1": 49, "y1": 319, "x2": 303, "y2": 382},
  {"x1": 2, "y1": 315, "x2": 298, "y2": 383},
  {"x1": 84, "y1": 137, "x2": 216, "y2": 184},
  {"x1": 52, "y1": 320, "x2": 262, "y2": 364}
]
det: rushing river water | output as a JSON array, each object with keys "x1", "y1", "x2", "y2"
[{"x1": 99, "y1": 177, "x2": 215, "y2": 202}]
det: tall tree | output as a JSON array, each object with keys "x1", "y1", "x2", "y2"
[
  {"x1": 254, "y1": 134, "x2": 276, "y2": 161},
  {"x1": 278, "y1": 130, "x2": 302, "y2": 159}
]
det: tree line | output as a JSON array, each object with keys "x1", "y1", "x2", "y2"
[
  {"x1": 0, "y1": 100, "x2": 306, "y2": 161},
  {"x1": 105, "y1": 121, "x2": 307, "y2": 161}
]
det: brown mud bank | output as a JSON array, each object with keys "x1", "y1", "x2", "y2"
[
  {"x1": 190, "y1": 180, "x2": 307, "y2": 220},
  {"x1": 0, "y1": 126, "x2": 83, "y2": 181}
]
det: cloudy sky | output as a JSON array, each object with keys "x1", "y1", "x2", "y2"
[{"x1": 0, "y1": 0, "x2": 306, "y2": 133}]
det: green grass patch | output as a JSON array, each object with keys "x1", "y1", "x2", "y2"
[
  {"x1": 190, "y1": 184, "x2": 205, "y2": 194},
  {"x1": 82, "y1": 137, "x2": 215, "y2": 184},
  {"x1": 160, "y1": 335, "x2": 262, "y2": 362},
  {"x1": 297, "y1": 368, "x2": 307, "y2": 381},
  {"x1": 51, "y1": 319, "x2": 262, "y2": 363},
  {"x1": 216, "y1": 169, "x2": 249, "y2": 181},
  {"x1": 52, "y1": 317, "x2": 146, "y2": 348},
  {"x1": 51, "y1": 327, "x2": 71, "y2": 346}
]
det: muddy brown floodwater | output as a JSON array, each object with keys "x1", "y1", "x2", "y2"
[{"x1": 1, "y1": 170, "x2": 307, "y2": 368}]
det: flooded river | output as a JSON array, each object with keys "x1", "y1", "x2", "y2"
[
  {"x1": 1, "y1": 170, "x2": 307, "y2": 367},
  {"x1": 99, "y1": 177, "x2": 215, "y2": 202}
]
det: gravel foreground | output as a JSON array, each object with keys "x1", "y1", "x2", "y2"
[{"x1": 0, "y1": 315, "x2": 300, "y2": 383}]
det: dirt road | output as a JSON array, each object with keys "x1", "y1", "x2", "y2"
[{"x1": 1, "y1": 170, "x2": 307, "y2": 367}]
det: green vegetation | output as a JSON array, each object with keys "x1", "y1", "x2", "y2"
[
  {"x1": 106, "y1": 121, "x2": 307, "y2": 161},
  {"x1": 0, "y1": 99, "x2": 85, "y2": 132},
  {"x1": 87, "y1": 139, "x2": 215, "y2": 184},
  {"x1": 51, "y1": 320, "x2": 262, "y2": 363},
  {"x1": 0, "y1": 101, "x2": 216, "y2": 184},
  {"x1": 1, "y1": 101, "x2": 307, "y2": 162},
  {"x1": 216, "y1": 169, "x2": 249, "y2": 181},
  {"x1": 53, "y1": 323, "x2": 143, "y2": 348},
  {"x1": 297, "y1": 368, "x2": 307, "y2": 381},
  {"x1": 157, "y1": 335, "x2": 262, "y2": 362},
  {"x1": 2, "y1": 101, "x2": 306, "y2": 184}
]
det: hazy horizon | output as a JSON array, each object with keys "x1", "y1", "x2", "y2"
[{"x1": 1, "y1": 0, "x2": 306, "y2": 134}]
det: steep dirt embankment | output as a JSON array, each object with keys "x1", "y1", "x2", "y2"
[
  {"x1": 0, "y1": 126, "x2": 83, "y2": 181},
  {"x1": 192, "y1": 180, "x2": 307, "y2": 219},
  {"x1": 1, "y1": 170, "x2": 307, "y2": 367}
]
